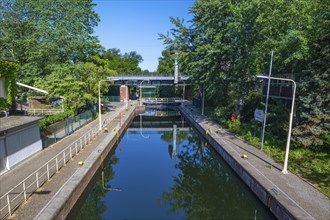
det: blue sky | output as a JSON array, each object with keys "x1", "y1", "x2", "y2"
[{"x1": 93, "y1": 0, "x2": 195, "y2": 72}]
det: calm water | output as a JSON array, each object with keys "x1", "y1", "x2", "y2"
[{"x1": 71, "y1": 113, "x2": 275, "y2": 220}]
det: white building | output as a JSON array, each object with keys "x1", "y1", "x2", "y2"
[{"x1": 0, "y1": 116, "x2": 42, "y2": 175}]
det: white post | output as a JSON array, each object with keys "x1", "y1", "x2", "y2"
[
  {"x1": 139, "y1": 80, "x2": 146, "y2": 106},
  {"x1": 98, "y1": 81, "x2": 102, "y2": 131},
  {"x1": 126, "y1": 85, "x2": 128, "y2": 110},
  {"x1": 201, "y1": 85, "x2": 205, "y2": 116},
  {"x1": 23, "y1": 182, "x2": 27, "y2": 201},
  {"x1": 282, "y1": 80, "x2": 296, "y2": 174},
  {"x1": 7, "y1": 194, "x2": 11, "y2": 216},
  {"x1": 257, "y1": 75, "x2": 296, "y2": 174},
  {"x1": 174, "y1": 55, "x2": 179, "y2": 84},
  {"x1": 47, "y1": 164, "x2": 50, "y2": 180},
  {"x1": 56, "y1": 157, "x2": 59, "y2": 172},
  {"x1": 98, "y1": 79, "x2": 112, "y2": 131},
  {"x1": 261, "y1": 51, "x2": 274, "y2": 150}
]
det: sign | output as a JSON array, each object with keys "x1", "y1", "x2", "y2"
[
  {"x1": 0, "y1": 78, "x2": 6, "y2": 98},
  {"x1": 254, "y1": 109, "x2": 264, "y2": 122}
]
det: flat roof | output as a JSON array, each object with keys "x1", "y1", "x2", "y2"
[{"x1": 0, "y1": 116, "x2": 42, "y2": 134}]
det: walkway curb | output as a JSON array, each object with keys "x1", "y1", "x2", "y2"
[
  {"x1": 34, "y1": 105, "x2": 145, "y2": 220},
  {"x1": 179, "y1": 103, "x2": 329, "y2": 220}
]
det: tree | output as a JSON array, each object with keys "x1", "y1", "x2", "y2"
[
  {"x1": 157, "y1": 48, "x2": 174, "y2": 74},
  {"x1": 0, "y1": 0, "x2": 101, "y2": 85},
  {"x1": 292, "y1": 7, "x2": 330, "y2": 147},
  {"x1": 99, "y1": 49, "x2": 143, "y2": 74},
  {"x1": 160, "y1": 0, "x2": 326, "y2": 147},
  {"x1": 34, "y1": 57, "x2": 116, "y2": 113},
  {"x1": 0, "y1": 60, "x2": 18, "y2": 110}
]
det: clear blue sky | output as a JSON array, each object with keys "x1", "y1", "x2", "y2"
[{"x1": 93, "y1": 0, "x2": 195, "y2": 72}]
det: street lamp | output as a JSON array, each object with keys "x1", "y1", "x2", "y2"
[
  {"x1": 256, "y1": 75, "x2": 296, "y2": 174},
  {"x1": 98, "y1": 80, "x2": 112, "y2": 131},
  {"x1": 140, "y1": 114, "x2": 149, "y2": 139},
  {"x1": 139, "y1": 80, "x2": 148, "y2": 106}
]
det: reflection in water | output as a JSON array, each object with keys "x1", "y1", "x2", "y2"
[
  {"x1": 71, "y1": 113, "x2": 274, "y2": 219},
  {"x1": 73, "y1": 156, "x2": 119, "y2": 220},
  {"x1": 161, "y1": 132, "x2": 274, "y2": 219}
]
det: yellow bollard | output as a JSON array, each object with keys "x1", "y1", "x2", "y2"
[
  {"x1": 241, "y1": 154, "x2": 248, "y2": 159},
  {"x1": 104, "y1": 127, "x2": 108, "y2": 132},
  {"x1": 78, "y1": 161, "x2": 84, "y2": 166}
]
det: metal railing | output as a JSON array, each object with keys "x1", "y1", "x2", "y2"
[
  {"x1": 0, "y1": 104, "x2": 132, "y2": 219},
  {"x1": 141, "y1": 97, "x2": 184, "y2": 104},
  {"x1": 26, "y1": 109, "x2": 64, "y2": 116}
]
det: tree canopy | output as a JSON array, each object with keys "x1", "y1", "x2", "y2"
[
  {"x1": 0, "y1": 0, "x2": 101, "y2": 85},
  {"x1": 159, "y1": 0, "x2": 329, "y2": 148},
  {"x1": 0, "y1": 0, "x2": 146, "y2": 113}
]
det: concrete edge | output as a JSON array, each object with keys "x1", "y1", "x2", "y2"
[
  {"x1": 178, "y1": 106, "x2": 314, "y2": 220},
  {"x1": 34, "y1": 106, "x2": 145, "y2": 220}
]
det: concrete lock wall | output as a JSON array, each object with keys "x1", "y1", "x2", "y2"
[
  {"x1": 179, "y1": 107, "x2": 295, "y2": 220},
  {"x1": 51, "y1": 106, "x2": 145, "y2": 219}
]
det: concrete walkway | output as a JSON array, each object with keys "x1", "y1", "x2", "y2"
[
  {"x1": 0, "y1": 102, "x2": 132, "y2": 219},
  {"x1": 1, "y1": 101, "x2": 329, "y2": 219},
  {"x1": 179, "y1": 102, "x2": 329, "y2": 220}
]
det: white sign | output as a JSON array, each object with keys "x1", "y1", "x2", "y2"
[
  {"x1": 0, "y1": 78, "x2": 6, "y2": 98},
  {"x1": 254, "y1": 109, "x2": 264, "y2": 122}
]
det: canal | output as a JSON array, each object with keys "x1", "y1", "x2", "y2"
[{"x1": 69, "y1": 109, "x2": 275, "y2": 219}]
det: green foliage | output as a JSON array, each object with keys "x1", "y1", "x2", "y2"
[
  {"x1": 157, "y1": 48, "x2": 174, "y2": 74},
  {"x1": 160, "y1": 0, "x2": 328, "y2": 149},
  {"x1": 0, "y1": 60, "x2": 18, "y2": 109},
  {"x1": 292, "y1": 15, "x2": 330, "y2": 147},
  {"x1": 34, "y1": 61, "x2": 115, "y2": 113},
  {"x1": 99, "y1": 49, "x2": 143, "y2": 74},
  {"x1": 39, "y1": 110, "x2": 74, "y2": 130},
  {"x1": 0, "y1": 0, "x2": 101, "y2": 85}
]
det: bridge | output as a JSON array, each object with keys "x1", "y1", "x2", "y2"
[
  {"x1": 141, "y1": 98, "x2": 185, "y2": 105},
  {"x1": 107, "y1": 75, "x2": 190, "y2": 86}
]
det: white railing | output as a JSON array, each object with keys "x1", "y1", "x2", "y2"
[
  {"x1": 26, "y1": 109, "x2": 64, "y2": 116},
  {"x1": 141, "y1": 97, "x2": 184, "y2": 104},
  {"x1": 0, "y1": 104, "x2": 131, "y2": 219}
]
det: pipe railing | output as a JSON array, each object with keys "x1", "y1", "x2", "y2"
[
  {"x1": 26, "y1": 109, "x2": 64, "y2": 116},
  {"x1": 141, "y1": 97, "x2": 184, "y2": 104},
  {"x1": 0, "y1": 104, "x2": 132, "y2": 219}
]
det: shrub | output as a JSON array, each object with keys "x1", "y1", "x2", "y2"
[{"x1": 39, "y1": 110, "x2": 74, "y2": 129}]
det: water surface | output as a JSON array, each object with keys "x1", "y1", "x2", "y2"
[{"x1": 72, "y1": 114, "x2": 275, "y2": 220}]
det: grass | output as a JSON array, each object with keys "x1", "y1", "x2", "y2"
[
  {"x1": 237, "y1": 123, "x2": 330, "y2": 197},
  {"x1": 204, "y1": 108, "x2": 330, "y2": 197}
]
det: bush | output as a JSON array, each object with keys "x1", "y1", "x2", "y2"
[{"x1": 39, "y1": 110, "x2": 74, "y2": 129}]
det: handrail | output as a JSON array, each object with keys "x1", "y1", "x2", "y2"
[
  {"x1": 0, "y1": 104, "x2": 132, "y2": 219},
  {"x1": 26, "y1": 109, "x2": 64, "y2": 116},
  {"x1": 141, "y1": 97, "x2": 184, "y2": 104}
]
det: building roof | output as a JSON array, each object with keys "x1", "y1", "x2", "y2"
[{"x1": 0, "y1": 116, "x2": 42, "y2": 134}]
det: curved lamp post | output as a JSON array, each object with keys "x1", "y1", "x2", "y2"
[
  {"x1": 140, "y1": 114, "x2": 150, "y2": 139},
  {"x1": 98, "y1": 80, "x2": 112, "y2": 131},
  {"x1": 257, "y1": 75, "x2": 296, "y2": 174},
  {"x1": 139, "y1": 80, "x2": 148, "y2": 106}
]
